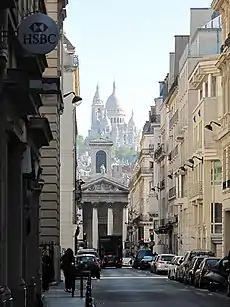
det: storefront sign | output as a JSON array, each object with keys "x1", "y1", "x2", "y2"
[{"x1": 18, "y1": 13, "x2": 60, "y2": 54}]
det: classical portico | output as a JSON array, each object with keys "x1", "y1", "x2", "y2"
[{"x1": 81, "y1": 176, "x2": 129, "y2": 250}]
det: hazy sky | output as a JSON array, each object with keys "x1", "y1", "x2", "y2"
[{"x1": 64, "y1": 0, "x2": 211, "y2": 137}]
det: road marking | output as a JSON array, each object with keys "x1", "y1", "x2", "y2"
[{"x1": 100, "y1": 276, "x2": 168, "y2": 279}]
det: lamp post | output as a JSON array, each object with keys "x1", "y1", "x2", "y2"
[{"x1": 63, "y1": 92, "x2": 82, "y2": 106}]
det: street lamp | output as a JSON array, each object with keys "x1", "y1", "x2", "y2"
[
  {"x1": 151, "y1": 186, "x2": 160, "y2": 192},
  {"x1": 63, "y1": 91, "x2": 82, "y2": 106},
  {"x1": 188, "y1": 156, "x2": 203, "y2": 165},
  {"x1": 205, "y1": 121, "x2": 221, "y2": 131}
]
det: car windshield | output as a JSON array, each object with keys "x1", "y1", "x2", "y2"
[
  {"x1": 143, "y1": 256, "x2": 153, "y2": 260},
  {"x1": 78, "y1": 250, "x2": 98, "y2": 257},
  {"x1": 195, "y1": 257, "x2": 205, "y2": 267},
  {"x1": 76, "y1": 256, "x2": 95, "y2": 263},
  {"x1": 161, "y1": 255, "x2": 174, "y2": 262},
  {"x1": 189, "y1": 251, "x2": 214, "y2": 260},
  {"x1": 137, "y1": 250, "x2": 153, "y2": 258},
  {"x1": 206, "y1": 258, "x2": 219, "y2": 267}
]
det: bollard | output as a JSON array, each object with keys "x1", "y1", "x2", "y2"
[
  {"x1": 85, "y1": 273, "x2": 93, "y2": 307},
  {"x1": 80, "y1": 274, "x2": 84, "y2": 298}
]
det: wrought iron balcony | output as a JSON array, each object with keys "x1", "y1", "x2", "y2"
[
  {"x1": 190, "y1": 181, "x2": 203, "y2": 200},
  {"x1": 154, "y1": 144, "x2": 165, "y2": 161},
  {"x1": 169, "y1": 110, "x2": 178, "y2": 130},
  {"x1": 168, "y1": 186, "x2": 176, "y2": 200}
]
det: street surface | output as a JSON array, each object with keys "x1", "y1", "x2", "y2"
[{"x1": 91, "y1": 268, "x2": 230, "y2": 307}]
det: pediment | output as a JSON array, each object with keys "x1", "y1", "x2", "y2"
[{"x1": 82, "y1": 176, "x2": 129, "y2": 194}]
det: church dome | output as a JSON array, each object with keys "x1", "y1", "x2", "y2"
[{"x1": 105, "y1": 81, "x2": 122, "y2": 110}]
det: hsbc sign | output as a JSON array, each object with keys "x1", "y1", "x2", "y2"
[{"x1": 18, "y1": 13, "x2": 60, "y2": 55}]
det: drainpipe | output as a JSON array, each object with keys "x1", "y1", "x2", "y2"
[
  {"x1": 0, "y1": 9, "x2": 8, "y2": 81},
  {"x1": 0, "y1": 8, "x2": 8, "y2": 288}
]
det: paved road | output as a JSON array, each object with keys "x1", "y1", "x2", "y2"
[{"x1": 91, "y1": 267, "x2": 230, "y2": 307}]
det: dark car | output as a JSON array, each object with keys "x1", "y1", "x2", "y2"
[
  {"x1": 132, "y1": 249, "x2": 153, "y2": 269},
  {"x1": 140, "y1": 255, "x2": 156, "y2": 270},
  {"x1": 184, "y1": 256, "x2": 206, "y2": 285},
  {"x1": 101, "y1": 254, "x2": 122, "y2": 268},
  {"x1": 179, "y1": 250, "x2": 214, "y2": 283},
  {"x1": 194, "y1": 257, "x2": 220, "y2": 288},
  {"x1": 75, "y1": 254, "x2": 100, "y2": 279}
]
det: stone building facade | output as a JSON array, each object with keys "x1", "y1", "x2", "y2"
[
  {"x1": 0, "y1": 0, "x2": 57, "y2": 305},
  {"x1": 39, "y1": 0, "x2": 68, "y2": 282}
]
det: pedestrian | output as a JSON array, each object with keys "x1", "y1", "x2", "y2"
[
  {"x1": 42, "y1": 249, "x2": 52, "y2": 292},
  {"x1": 60, "y1": 248, "x2": 75, "y2": 292}
]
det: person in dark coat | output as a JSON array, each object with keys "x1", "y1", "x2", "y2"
[
  {"x1": 60, "y1": 248, "x2": 75, "y2": 292},
  {"x1": 42, "y1": 250, "x2": 52, "y2": 292}
]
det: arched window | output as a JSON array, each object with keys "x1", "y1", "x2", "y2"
[{"x1": 96, "y1": 150, "x2": 107, "y2": 173}]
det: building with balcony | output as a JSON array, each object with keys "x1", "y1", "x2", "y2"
[
  {"x1": 175, "y1": 9, "x2": 221, "y2": 255},
  {"x1": 39, "y1": 0, "x2": 68, "y2": 282},
  {"x1": 154, "y1": 9, "x2": 222, "y2": 256},
  {"x1": 0, "y1": 0, "x2": 56, "y2": 304},
  {"x1": 129, "y1": 105, "x2": 160, "y2": 251},
  {"x1": 188, "y1": 55, "x2": 222, "y2": 257},
  {"x1": 60, "y1": 36, "x2": 80, "y2": 254},
  {"x1": 211, "y1": 0, "x2": 230, "y2": 256}
]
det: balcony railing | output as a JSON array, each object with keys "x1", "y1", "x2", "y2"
[
  {"x1": 168, "y1": 186, "x2": 176, "y2": 200},
  {"x1": 154, "y1": 144, "x2": 165, "y2": 161},
  {"x1": 169, "y1": 110, "x2": 178, "y2": 130},
  {"x1": 190, "y1": 181, "x2": 203, "y2": 199}
]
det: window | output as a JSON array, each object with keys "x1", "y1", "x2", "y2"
[
  {"x1": 96, "y1": 150, "x2": 107, "y2": 173},
  {"x1": 211, "y1": 203, "x2": 222, "y2": 234},
  {"x1": 211, "y1": 160, "x2": 222, "y2": 185},
  {"x1": 211, "y1": 76, "x2": 217, "y2": 97},
  {"x1": 149, "y1": 161, "x2": 153, "y2": 169},
  {"x1": 149, "y1": 181, "x2": 152, "y2": 192}
]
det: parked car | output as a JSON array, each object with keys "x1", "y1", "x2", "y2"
[
  {"x1": 194, "y1": 257, "x2": 220, "y2": 288},
  {"x1": 168, "y1": 256, "x2": 183, "y2": 280},
  {"x1": 178, "y1": 250, "x2": 214, "y2": 283},
  {"x1": 140, "y1": 255, "x2": 156, "y2": 270},
  {"x1": 151, "y1": 254, "x2": 175, "y2": 274},
  {"x1": 132, "y1": 249, "x2": 154, "y2": 269},
  {"x1": 77, "y1": 249, "x2": 101, "y2": 269},
  {"x1": 75, "y1": 254, "x2": 100, "y2": 279},
  {"x1": 184, "y1": 256, "x2": 206, "y2": 285}
]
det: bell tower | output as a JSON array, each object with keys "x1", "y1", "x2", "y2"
[{"x1": 89, "y1": 138, "x2": 113, "y2": 177}]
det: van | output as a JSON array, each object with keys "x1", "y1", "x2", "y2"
[{"x1": 132, "y1": 249, "x2": 153, "y2": 269}]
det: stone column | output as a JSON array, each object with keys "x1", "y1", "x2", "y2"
[
  {"x1": 107, "y1": 204, "x2": 113, "y2": 235},
  {"x1": 92, "y1": 204, "x2": 98, "y2": 249},
  {"x1": 122, "y1": 205, "x2": 128, "y2": 250}
]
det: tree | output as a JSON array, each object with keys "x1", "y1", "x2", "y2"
[
  {"x1": 115, "y1": 146, "x2": 137, "y2": 163},
  {"x1": 77, "y1": 135, "x2": 86, "y2": 155}
]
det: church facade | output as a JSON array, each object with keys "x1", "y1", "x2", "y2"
[{"x1": 88, "y1": 82, "x2": 140, "y2": 150}]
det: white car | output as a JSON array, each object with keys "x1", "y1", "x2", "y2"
[
  {"x1": 168, "y1": 256, "x2": 183, "y2": 280},
  {"x1": 153, "y1": 254, "x2": 175, "y2": 274}
]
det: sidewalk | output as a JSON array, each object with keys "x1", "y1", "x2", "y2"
[{"x1": 43, "y1": 281, "x2": 86, "y2": 307}]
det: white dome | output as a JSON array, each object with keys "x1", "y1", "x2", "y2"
[{"x1": 105, "y1": 81, "x2": 122, "y2": 110}]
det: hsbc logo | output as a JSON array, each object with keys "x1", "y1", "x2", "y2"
[
  {"x1": 29, "y1": 22, "x2": 48, "y2": 32},
  {"x1": 18, "y1": 13, "x2": 60, "y2": 55}
]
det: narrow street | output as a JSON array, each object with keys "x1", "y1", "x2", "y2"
[{"x1": 91, "y1": 268, "x2": 230, "y2": 307}]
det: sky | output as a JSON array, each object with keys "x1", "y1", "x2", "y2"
[{"x1": 64, "y1": 0, "x2": 211, "y2": 137}]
